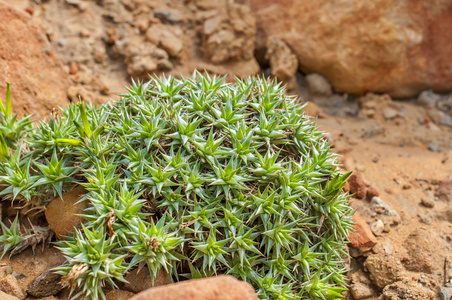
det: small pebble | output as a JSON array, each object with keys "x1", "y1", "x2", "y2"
[
  {"x1": 356, "y1": 165, "x2": 366, "y2": 172},
  {"x1": 66, "y1": 0, "x2": 80, "y2": 5},
  {"x1": 440, "y1": 115, "x2": 452, "y2": 128},
  {"x1": 306, "y1": 73, "x2": 333, "y2": 96},
  {"x1": 350, "y1": 282, "x2": 374, "y2": 299},
  {"x1": 25, "y1": 6, "x2": 34, "y2": 15},
  {"x1": 417, "y1": 90, "x2": 440, "y2": 108},
  {"x1": 79, "y1": 29, "x2": 90, "y2": 38},
  {"x1": 69, "y1": 62, "x2": 78, "y2": 75},
  {"x1": 157, "y1": 59, "x2": 173, "y2": 70},
  {"x1": 437, "y1": 96, "x2": 452, "y2": 112},
  {"x1": 439, "y1": 286, "x2": 452, "y2": 300},
  {"x1": 418, "y1": 215, "x2": 431, "y2": 225},
  {"x1": 78, "y1": 2, "x2": 88, "y2": 11},
  {"x1": 421, "y1": 198, "x2": 434, "y2": 208},
  {"x1": 428, "y1": 144, "x2": 437, "y2": 152},
  {"x1": 385, "y1": 188, "x2": 395, "y2": 195},
  {"x1": 366, "y1": 186, "x2": 380, "y2": 200},
  {"x1": 370, "y1": 219, "x2": 384, "y2": 236},
  {"x1": 428, "y1": 122, "x2": 441, "y2": 132},
  {"x1": 373, "y1": 242, "x2": 394, "y2": 255},
  {"x1": 383, "y1": 108, "x2": 398, "y2": 120},
  {"x1": 347, "y1": 173, "x2": 367, "y2": 199}
]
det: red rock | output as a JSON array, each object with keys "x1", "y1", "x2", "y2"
[
  {"x1": 366, "y1": 186, "x2": 380, "y2": 200},
  {"x1": 347, "y1": 173, "x2": 367, "y2": 199},
  {"x1": 0, "y1": 2, "x2": 68, "y2": 118},
  {"x1": 436, "y1": 175, "x2": 452, "y2": 202},
  {"x1": 45, "y1": 186, "x2": 88, "y2": 240},
  {"x1": 350, "y1": 282, "x2": 374, "y2": 299},
  {"x1": 69, "y1": 62, "x2": 79, "y2": 75},
  {"x1": 24, "y1": 6, "x2": 33, "y2": 15},
  {"x1": 250, "y1": 0, "x2": 452, "y2": 98},
  {"x1": 349, "y1": 213, "x2": 377, "y2": 248},
  {"x1": 129, "y1": 275, "x2": 258, "y2": 300}
]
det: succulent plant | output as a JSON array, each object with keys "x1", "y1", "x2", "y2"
[
  {"x1": 0, "y1": 72, "x2": 353, "y2": 299},
  {"x1": 0, "y1": 82, "x2": 33, "y2": 148},
  {"x1": 54, "y1": 225, "x2": 128, "y2": 300},
  {"x1": 0, "y1": 215, "x2": 24, "y2": 257},
  {"x1": 0, "y1": 214, "x2": 52, "y2": 258}
]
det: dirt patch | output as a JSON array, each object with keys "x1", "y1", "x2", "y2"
[
  {"x1": 402, "y1": 228, "x2": 449, "y2": 275},
  {"x1": 0, "y1": 2, "x2": 68, "y2": 118}
]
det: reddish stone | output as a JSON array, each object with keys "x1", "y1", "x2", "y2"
[
  {"x1": 366, "y1": 186, "x2": 380, "y2": 200},
  {"x1": 349, "y1": 213, "x2": 378, "y2": 248},
  {"x1": 250, "y1": 0, "x2": 452, "y2": 98},
  {"x1": 129, "y1": 275, "x2": 258, "y2": 300},
  {"x1": 69, "y1": 62, "x2": 79, "y2": 75},
  {"x1": 347, "y1": 173, "x2": 367, "y2": 199},
  {"x1": 24, "y1": 6, "x2": 34, "y2": 15}
]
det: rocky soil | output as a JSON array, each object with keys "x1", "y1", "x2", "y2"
[{"x1": 0, "y1": 0, "x2": 451, "y2": 299}]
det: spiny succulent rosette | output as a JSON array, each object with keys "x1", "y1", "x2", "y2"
[{"x1": 0, "y1": 73, "x2": 353, "y2": 300}]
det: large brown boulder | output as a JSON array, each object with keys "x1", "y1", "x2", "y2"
[
  {"x1": 348, "y1": 212, "x2": 377, "y2": 248},
  {"x1": 251, "y1": 0, "x2": 452, "y2": 98},
  {"x1": 130, "y1": 275, "x2": 258, "y2": 300},
  {"x1": 0, "y1": 1, "x2": 68, "y2": 118}
]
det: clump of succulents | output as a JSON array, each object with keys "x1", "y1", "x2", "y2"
[{"x1": 0, "y1": 73, "x2": 353, "y2": 300}]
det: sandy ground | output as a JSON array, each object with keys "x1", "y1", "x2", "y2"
[{"x1": 1, "y1": 0, "x2": 451, "y2": 299}]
